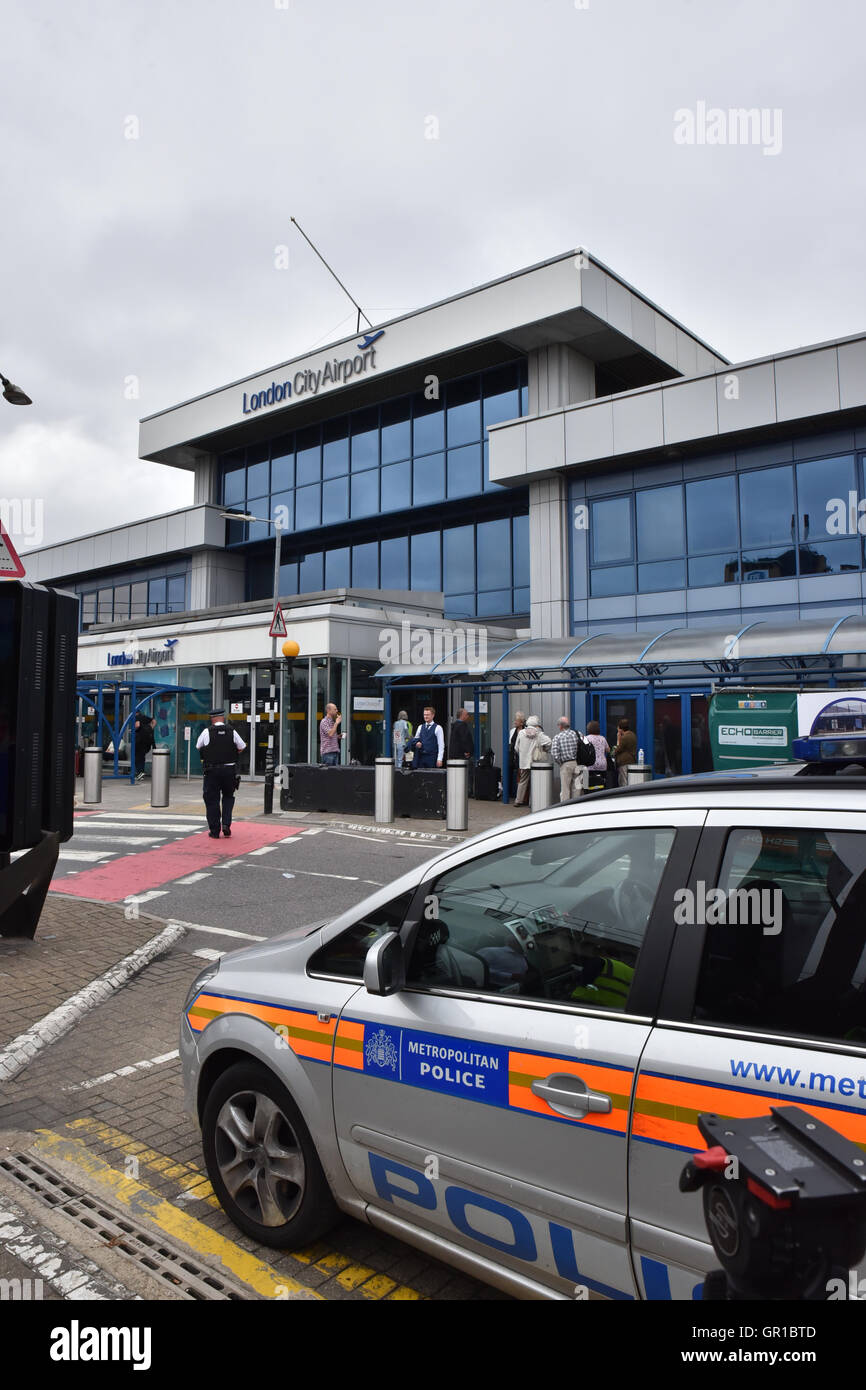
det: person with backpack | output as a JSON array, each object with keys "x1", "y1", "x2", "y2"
[{"x1": 551, "y1": 715, "x2": 595, "y2": 800}]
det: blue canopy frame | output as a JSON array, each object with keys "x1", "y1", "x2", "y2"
[{"x1": 76, "y1": 678, "x2": 199, "y2": 785}]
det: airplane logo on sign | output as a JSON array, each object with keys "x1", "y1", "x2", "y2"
[{"x1": 0, "y1": 519, "x2": 25, "y2": 578}]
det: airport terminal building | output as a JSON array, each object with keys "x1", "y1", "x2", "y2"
[{"x1": 23, "y1": 251, "x2": 866, "y2": 779}]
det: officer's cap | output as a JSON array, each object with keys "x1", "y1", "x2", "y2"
[{"x1": 208, "y1": 708, "x2": 226, "y2": 717}]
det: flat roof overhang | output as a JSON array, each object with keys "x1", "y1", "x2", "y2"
[{"x1": 139, "y1": 251, "x2": 727, "y2": 468}]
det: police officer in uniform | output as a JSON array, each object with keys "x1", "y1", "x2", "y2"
[{"x1": 196, "y1": 709, "x2": 247, "y2": 838}]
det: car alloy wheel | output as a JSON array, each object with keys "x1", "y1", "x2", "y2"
[{"x1": 214, "y1": 1089, "x2": 305, "y2": 1227}]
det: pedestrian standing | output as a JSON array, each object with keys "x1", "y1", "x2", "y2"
[
  {"x1": 409, "y1": 706, "x2": 444, "y2": 769},
  {"x1": 615, "y1": 718, "x2": 637, "y2": 786},
  {"x1": 514, "y1": 715, "x2": 550, "y2": 805},
  {"x1": 448, "y1": 708, "x2": 475, "y2": 765},
  {"x1": 551, "y1": 716, "x2": 585, "y2": 801},
  {"x1": 134, "y1": 715, "x2": 154, "y2": 781},
  {"x1": 319, "y1": 703, "x2": 345, "y2": 766},
  {"x1": 392, "y1": 709, "x2": 410, "y2": 770},
  {"x1": 196, "y1": 709, "x2": 247, "y2": 838},
  {"x1": 584, "y1": 720, "x2": 611, "y2": 787},
  {"x1": 507, "y1": 711, "x2": 526, "y2": 802}
]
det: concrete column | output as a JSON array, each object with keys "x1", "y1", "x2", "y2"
[
  {"x1": 189, "y1": 549, "x2": 245, "y2": 610},
  {"x1": 193, "y1": 455, "x2": 219, "y2": 505},
  {"x1": 528, "y1": 344, "x2": 594, "y2": 415}
]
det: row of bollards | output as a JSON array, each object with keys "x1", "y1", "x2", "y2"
[{"x1": 82, "y1": 746, "x2": 170, "y2": 809}]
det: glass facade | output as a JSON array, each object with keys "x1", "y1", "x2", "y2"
[
  {"x1": 575, "y1": 443, "x2": 866, "y2": 603},
  {"x1": 220, "y1": 360, "x2": 529, "y2": 620},
  {"x1": 79, "y1": 565, "x2": 188, "y2": 630}
]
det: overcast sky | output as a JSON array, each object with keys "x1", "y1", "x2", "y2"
[{"x1": 2, "y1": 0, "x2": 864, "y2": 552}]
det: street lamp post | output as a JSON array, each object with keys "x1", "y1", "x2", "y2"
[
  {"x1": 222, "y1": 510, "x2": 284, "y2": 813},
  {"x1": 1, "y1": 372, "x2": 32, "y2": 406}
]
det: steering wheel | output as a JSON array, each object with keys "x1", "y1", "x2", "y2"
[{"x1": 611, "y1": 877, "x2": 657, "y2": 927}]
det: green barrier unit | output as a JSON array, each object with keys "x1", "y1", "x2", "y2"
[{"x1": 709, "y1": 689, "x2": 799, "y2": 770}]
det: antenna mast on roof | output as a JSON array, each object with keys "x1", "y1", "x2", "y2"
[{"x1": 290, "y1": 217, "x2": 373, "y2": 335}]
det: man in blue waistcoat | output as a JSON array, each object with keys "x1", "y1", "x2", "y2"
[{"x1": 409, "y1": 706, "x2": 444, "y2": 769}]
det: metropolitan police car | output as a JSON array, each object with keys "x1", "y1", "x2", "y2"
[{"x1": 180, "y1": 739, "x2": 866, "y2": 1300}]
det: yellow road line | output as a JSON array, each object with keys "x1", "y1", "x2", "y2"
[
  {"x1": 50, "y1": 1121, "x2": 426, "y2": 1301},
  {"x1": 33, "y1": 1130, "x2": 321, "y2": 1301}
]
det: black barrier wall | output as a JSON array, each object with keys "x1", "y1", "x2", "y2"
[{"x1": 279, "y1": 765, "x2": 447, "y2": 819}]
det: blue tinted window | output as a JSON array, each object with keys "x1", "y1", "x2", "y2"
[
  {"x1": 590, "y1": 565, "x2": 634, "y2": 597},
  {"x1": 381, "y1": 400, "x2": 411, "y2": 463},
  {"x1": 351, "y1": 469, "x2": 379, "y2": 518},
  {"x1": 148, "y1": 578, "x2": 167, "y2": 614},
  {"x1": 445, "y1": 593, "x2": 475, "y2": 619},
  {"x1": 226, "y1": 519, "x2": 246, "y2": 545},
  {"x1": 322, "y1": 478, "x2": 349, "y2": 525},
  {"x1": 271, "y1": 441, "x2": 294, "y2": 491},
  {"x1": 592, "y1": 497, "x2": 632, "y2": 564},
  {"x1": 271, "y1": 492, "x2": 293, "y2": 530},
  {"x1": 447, "y1": 377, "x2": 481, "y2": 447},
  {"x1": 279, "y1": 561, "x2": 299, "y2": 596},
  {"x1": 477, "y1": 517, "x2": 511, "y2": 590},
  {"x1": 514, "y1": 586, "x2": 530, "y2": 612},
  {"x1": 447, "y1": 443, "x2": 482, "y2": 498},
  {"x1": 483, "y1": 441, "x2": 503, "y2": 492},
  {"x1": 483, "y1": 363, "x2": 522, "y2": 431},
  {"x1": 223, "y1": 465, "x2": 245, "y2": 506},
  {"x1": 636, "y1": 485, "x2": 684, "y2": 561},
  {"x1": 299, "y1": 551, "x2": 323, "y2": 592},
  {"x1": 167, "y1": 576, "x2": 186, "y2": 611},
  {"x1": 296, "y1": 427, "x2": 321, "y2": 486},
  {"x1": 796, "y1": 456, "x2": 856, "y2": 543},
  {"x1": 352, "y1": 541, "x2": 378, "y2": 588},
  {"x1": 638, "y1": 559, "x2": 685, "y2": 592},
  {"x1": 739, "y1": 467, "x2": 794, "y2": 547},
  {"x1": 413, "y1": 395, "x2": 445, "y2": 455},
  {"x1": 380, "y1": 461, "x2": 411, "y2": 513},
  {"x1": 325, "y1": 547, "x2": 350, "y2": 588},
  {"x1": 444, "y1": 526, "x2": 474, "y2": 594},
  {"x1": 411, "y1": 531, "x2": 441, "y2": 590},
  {"x1": 351, "y1": 408, "x2": 379, "y2": 471},
  {"x1": 476, "y1": 589, "x2": 512, "y2": 617},
  {"x1": 513, "y1": 515, "x2": 529, "y2": 587},
  {"x1": 247, "y1": 517, "x2": 269, "y2": 543},
  {"x1": 741, "y1": 547, "x2": 796, "y2": 580},
  {"x1": 688, "y1": 554, "x2": 739, "y2": 586},
  {"x1": 247, "y1": 459, "x2": 269, "y2": 498},
  {"x1": 322, "y1": 421, "x2": 349, "y2": 478},
  {"x1": 413, "y1": 453, "x2": 445, "y2": 506},
  {"x1": 381, "y1": 536, "x2": 409, "y2": 590},
  {"x1": 799, "y1": 538, "x2": 861, "y2": 574},
  {"x1": 686, "y1": 475, "x2": 738, "y2": 554},
  {"x1": 295, "y1": 484, "x2": 321, "y2": 530}
]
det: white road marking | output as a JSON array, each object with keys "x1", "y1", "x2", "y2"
[
  {"x1": 67, "y1": 834, "x2": 167, "y2": 846},
  {"x1": 293, "y1": 870, "x2": 359, "y2": 881},
  {"x1": 63, "y1": 1049, "x2": 181, "y2": 1092},
  {"x1": 0, "y1": 1192, "x2": 133, "y2": 1300},
  {"x1": 169, "y1": 919, "x2": 267, "y2": 941},
  {"x1": 248, "y1": 845, "x2": 279, "y2": 855},
  {"x1": 58, "y1": 850, "x2": 115, "y2": 863},
  {"x1": 174, "y1": 872, "x2": 212, "y2": 885},
  {"x1": 193, "y1": 948, "x2": 225, "y2": 961},
  {"x1": 215, "y1": 858, "x2": 244, "y2": 868},
  {"x1": 86, "y1": 812, "x2": 207, "y2": 823},
  {"x1": 72, "y1": 820, "x2": 194, "y2": 831},
  {"x1": 0, "y1": 924, "x2": 186, "y2": 1083},
  {"x1": 123, "y1": 890, "x2": 168, "y2": 905}
]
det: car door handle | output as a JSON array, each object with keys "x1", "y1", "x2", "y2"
[{"x1": 531, "y1": 1073, "x2": 612, "y2": 1117}]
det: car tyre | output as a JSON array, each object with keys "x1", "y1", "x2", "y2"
[{"x1": 202, "y1": 1061, "x2": 338, "y2": 1249}]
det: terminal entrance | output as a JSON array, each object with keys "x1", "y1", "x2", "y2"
[
  {"x1": 594, "y1": 690, "x2": 712, "y2": 778},
  {"x1": 224, "y1": 664, "x2": 281, "y2": 777}
]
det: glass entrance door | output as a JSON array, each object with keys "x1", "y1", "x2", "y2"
[
  {"x1": 225, "y1": 666, "x2": 253, "y2": 776},
  {"x1": 253, "y1": 664, "x2": 281, "y2": 777}
]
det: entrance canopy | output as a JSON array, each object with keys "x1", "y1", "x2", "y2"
[
  {"x1": 376, "y1": 617, "x2": 866, "y2": 683},
  {"x1": 77, "y1": 678, "x2": 198, "y2": 783}
]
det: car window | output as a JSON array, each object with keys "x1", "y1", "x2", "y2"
[
  {"x1": 405, "y1": 827, "x2": 675, "y2": 1007},
  {"x1": 308, "y1": 889, "x2": 415, "y2": 979},
  {"x1": 693, "y1": 827, "x2": 866, "y2": 1043}
]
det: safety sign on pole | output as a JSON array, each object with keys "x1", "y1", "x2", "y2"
[
  {"x1": 268, "y1": 602, "x2": 288, "y2": 639},
  {"x1": 0, "y1": 519, "x2": 25, "y2": 578}
]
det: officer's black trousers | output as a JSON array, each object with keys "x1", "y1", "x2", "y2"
[{"x1": 203, "y1": 767, "x2": 237, "y2": 833}]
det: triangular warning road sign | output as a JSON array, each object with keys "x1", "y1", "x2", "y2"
[
  {"x1": 0, "y1": 519, "x2": 25, "y2": 578},
  {"x1": 269, "y1": 602, "x2": 288, "y2": 639}
]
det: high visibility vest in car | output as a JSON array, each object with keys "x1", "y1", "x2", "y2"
[{"x1": 571, "y1": 957, "x2": 633, "y2": 1008}]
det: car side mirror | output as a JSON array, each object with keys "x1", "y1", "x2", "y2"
[{"x1": 363, "y1": 931, "x2": 406, "y2": 996}]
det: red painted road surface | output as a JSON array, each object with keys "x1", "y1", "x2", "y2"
[{"x1": 52, "y1": 822, "x2": 303, "y2": 901}]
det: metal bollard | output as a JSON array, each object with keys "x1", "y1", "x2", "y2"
[
  {"x1": 626, "y1": 764, "x2": 653, "y2": 787},
  {"x1": 150, "y1": 747, "x2": 171, "y2": 808},
  {"x1": 530, "y1": 760, "x2": 554, "y2": 813},
  {"x1": 446, "y1": 759, "x2": 469, "y2": 832},
  {"x1": 83, "y1": 747, "x2": 103, "y2": 804},
  {"x1": 374, "y1": 757, "x2": 394, "y2": 824}
]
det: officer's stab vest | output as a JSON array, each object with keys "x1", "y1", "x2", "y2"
[
  {"x1": 201, "y1": 724, "x2": 237, "y2": 769},
  {"x1": 571, "y1": 957, "x2": 633, "y2": 1009}
]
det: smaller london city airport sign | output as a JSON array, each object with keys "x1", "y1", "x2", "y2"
[{"x1": 241, "y1": 330, "x2": 385, "y2": 417}]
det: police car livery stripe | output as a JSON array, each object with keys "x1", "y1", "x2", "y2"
[
  {"x1": 631, "y1": 1069, "x2": 866, "y2": 1153},
  {"x1": 333, "y1": 1018, "x2": 364, "y2": 1070},
  {"x1": 508, "y1": 1050, "x2": 632, "y2": 1133},
  {"x1": 186, "y1": 992, "x2": 336, "y2": 1064}
]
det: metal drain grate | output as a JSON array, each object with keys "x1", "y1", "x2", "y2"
[{"x1": 0, "y1": 1152, "x2": 251, "y2": 1300}]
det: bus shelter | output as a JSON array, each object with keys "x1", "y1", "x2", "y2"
[{"x1": 76, "y1": 679, "x2": 199, "y2": 785}]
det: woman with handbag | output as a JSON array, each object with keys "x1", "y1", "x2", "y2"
[{"x1": 514, "y1": 715, "x2": 551, "y2": 806}]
